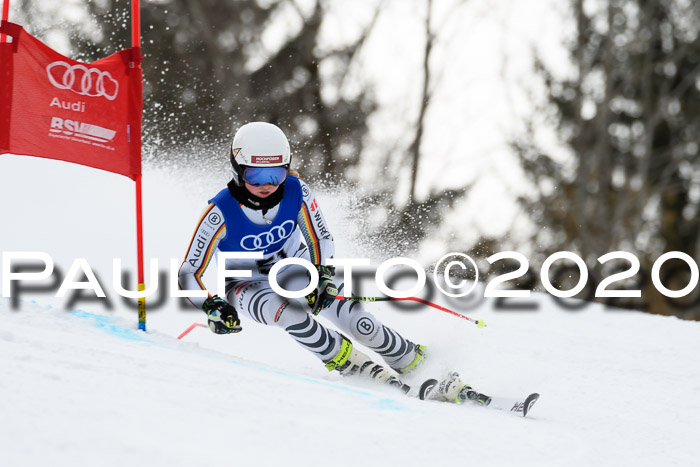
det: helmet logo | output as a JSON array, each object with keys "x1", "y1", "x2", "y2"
[{"x1": 251, "y1": 155, "x2": 283, "y2": 164}]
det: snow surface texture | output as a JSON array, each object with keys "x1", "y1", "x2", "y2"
[{"x1": 2, "y1": 155, "x2": 699, "y2": 466}]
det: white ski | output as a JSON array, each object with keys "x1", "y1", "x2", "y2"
[{"x1": 418, "y1": 378, "x2": 540, "y2": 417}]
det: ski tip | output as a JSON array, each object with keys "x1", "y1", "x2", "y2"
[
  {"x1": 523, "y1": 393, "x2": 540, "y2": 417},
  {"x1": 418, "y1": 378, "x2": 439, "y2": 400}
]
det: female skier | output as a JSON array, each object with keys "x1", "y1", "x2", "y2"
[{"x1": 178, "y1": 122, "x2": 428, "y2": 391}]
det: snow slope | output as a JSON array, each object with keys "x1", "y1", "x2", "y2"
[
  {"x1": 2, "y1": 155, "x2": 699, "y2": 466},
  {"x1": 3, "y1": 295, "x2": 699, "y2": 467}
]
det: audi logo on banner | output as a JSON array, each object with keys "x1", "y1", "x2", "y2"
[
  {"x1": 46, "y1": 61, "x2": 120, "y2": 101},
  {"x1": 240, "y1": 220, "x2": 295, "y2": 251}
]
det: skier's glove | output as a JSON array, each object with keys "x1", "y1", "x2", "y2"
[
  {"x1": 305, "y1": 265, "x2": 339, "y2": 316},
  {"x1": 202, "y1": 295, "x2": 242, "y2": 334}
]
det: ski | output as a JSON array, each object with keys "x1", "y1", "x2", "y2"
[
  {"x1": 417, "y1": 378, "x2": 540, "y2": 417},
  {"x1": 484, "y1": 393, "x2": 540, "y2": 417}
]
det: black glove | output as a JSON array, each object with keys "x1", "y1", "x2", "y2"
[
  {"x1": 202, "y1": 295, "x2": 242, "y2": 334},
  {"x1": 305, "y1": 265, "x2": 339, "y2": 316}
]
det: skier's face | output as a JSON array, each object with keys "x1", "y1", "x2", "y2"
[{"x1": 245, "y1": 182, "x2": 279, "y2": 198}]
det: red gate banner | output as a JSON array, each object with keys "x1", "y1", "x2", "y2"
[{"x1": 0, "y1": 21, "x2": 142, "y2": 179}]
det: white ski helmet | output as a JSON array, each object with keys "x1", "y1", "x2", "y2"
[{"x1": 230, "y1": 122, "x2": 291, "y2": 186}]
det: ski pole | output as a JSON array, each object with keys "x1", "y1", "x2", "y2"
[
  {"x1": 178, "y1": 297, "x2": 485, "y2": 340},
  {"x1": 177, "y1": 322, "x2": 206, "y2": 340},
  {"x1": 336, "y1": 296, "x2": 486, "y2": 328}
]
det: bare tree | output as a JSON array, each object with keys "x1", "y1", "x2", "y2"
[
  {"x1": 408, "y1": 0, "x2": 433, "y2": 200},
  {"x1": 512, "y1": 0, "x2": 700, "y2": 318},
  {"x1": 352, "y1": 0, "x2": 472, "y2": 258}
]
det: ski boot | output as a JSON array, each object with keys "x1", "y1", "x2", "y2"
[
  {"x1": 325, "y1": 337, "x2": 410, "y2": 394},
  {"x1": 420, "y1": 372, "x2": 492, "y2": 406},
  {"x1": 392, "y1": 343, "x2": 427, "y2": 375}
]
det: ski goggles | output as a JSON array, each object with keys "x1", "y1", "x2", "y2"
[{"x1": 242, "y1": 166, "x2": 288, "y2": 186}]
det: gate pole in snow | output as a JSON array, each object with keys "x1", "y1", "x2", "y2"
[
  {"x1": 1, "y1": 0, "x2": 147, "y2": 330},
  {"x1": 132, "y1": 0, "x2": 147, "y2": 331},
  {"x1": 1, "y1": 0, "x2": 10, "y2": 42}
]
